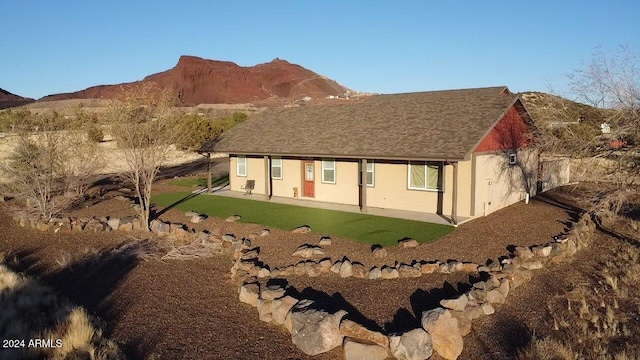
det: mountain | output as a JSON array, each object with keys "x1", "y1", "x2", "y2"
[
  {"x1": 0, "y1": 88, "x2": 35, "y2": 109},
  {"x1": 39, "y1": 56, "x2": 351, "y2": 105}
]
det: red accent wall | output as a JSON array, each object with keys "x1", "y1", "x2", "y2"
[{"x1": 473, "y1": 105, "x2": 530, "y2": 153}]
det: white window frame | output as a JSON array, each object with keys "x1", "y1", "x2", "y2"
[
  {"x1": 271, "y1": 157, "x2": 283, "y2": 180},
  {"x1": 236, "y1": 155, "x2": 247, "y2": 177},
  {"x1": 366, "y1": 161, "x2": 374, "y2": 187},
  {"x1": 321, "y1": 158, "x2": 336, "y2": 184},
  {"x1": 508, "y1": 152, "x2": 517, "y2": 165},
  {"x1": 407, "y1": 161, "x2": 441, "y2": 191}
]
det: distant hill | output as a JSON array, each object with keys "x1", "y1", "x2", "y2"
[
  {"x1": 519, "y1": 91, "x2": 606, "y2": 126},
  {"x1": 0, "y1": 88, "x2": 35, "y2": 109},
  {"x1": 39, "y1": 56, "x2": 351, "y2": 106}
]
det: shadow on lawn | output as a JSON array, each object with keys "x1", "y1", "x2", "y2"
[{"x1": 3, "y1": 242, "x2": 157, "y2": 360}]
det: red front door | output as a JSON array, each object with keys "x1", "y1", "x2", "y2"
[{"x1": 303, "y1": 162, "x2": 314, "y2": 197}]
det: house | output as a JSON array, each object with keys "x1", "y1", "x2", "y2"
[{"x1": 200, "y1": 86, "x2": 538, "y2": 225}]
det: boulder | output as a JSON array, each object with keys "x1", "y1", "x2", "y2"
[
  {"x1": 421, "y1": 308, "x2": 463, "y2": 360},
  {"x1": 260, "y1": 228, "x2": 270, "y2": 237},
  {"x1": 222, "y1": 233, "x2": 236, "y2": 242},
  {"x1": 514, "y1": 246, "x2": 534, "y2": 261},
  {"x1": 459, "y1": 263, "x2": 479, "y2": 273},
  {"x1": 257, "y1": 298, "x2": 273, "y2": 322},
  {"x1": 185, "y1": 211, "x2": 199, "y2": 217},
  {"x1": 150, "y1": 219, "x2": 170, "y2": 235},
  {"x1": 532, "y1": 245, "x2": 552, "y2": 257},
  {"x1": 343, "y1": 338, "x2": 389, "y2": 360},
  {"x1": 225, "y1": 215, "x2": 241, "y2": 222},
  {"x1": 380, "y1": 266, "x2": 399, "y2": 280},
  {"x1": 330, "y1": 261, "x2": 342, "y2": 274},
  {"x1": 398, "y1": 238, "x2": 419, "y2": 248},
  {"x1": 319, "y1": 236, "x2": 332, "y2": 246},
  {"x1": 271, "y1": 295, "x2": 299, "y2": 325},
  {"x1": 464, "y1": 305, "x2": 484, "y2": 320},
  {"x1": 292, "y1": 225, "x2": 312, "y2": 234},
  {"x1": 450, "y1": 310, "x2": 472, "y2": 336},
  {"x1": 261, "y1": 284, "x2": 286, "y2": 300},
  {"x1": 372, "y1": 246, "x2": 388, "y2": 259},
  {"x1": 522, "y1": 260, "x2": 544, "y2": 270},
  {"x1": 318, "y1": 258, "x2": 333, "y2": 273},
  {"x1": 367, "y1": 267, "x2": 382, "y2": 280},
  {"x1": 351, "y1": 263, "x2": 368, "y2": 278},
  {"x1": 107, "y1": 217, "x2": 121, "y2": 230},
  {"x1": 239, "y1": 282, "x2": 260, "y2": 307},
  {"x1": 481, "y1": 302, "x2": 495, "y2": 315},
  {"x1": 339, "y1": 319, "x2": 389, "y2": 348},
  {"x1": 421, "y1": 262, "x2": 440, "y2": 274},
  {"x1": 440, "y1": 294, "x2": 469, "y2": 312},
  {"x1": 190, "y1": 214, "x2": 206, "y2": 223},
  {"x1": 293, "y1": 244, "x2": 325, "y2": 259},
  {"x1": 257, "y1": 267, "x2": 271, "y2": 278},
  {"x1": 486, "y1": 289, "x2": 506, "y2": 304},
  {"x1": 398, "y1": 264, "x2": 422, "y2": 278},
  {"x1": 389, "y1": 328, "x2": 432, "y2": 360},
  {"x1": 290, "y1": 304, "x2": 347, "y2": 356},
  {"x1": 339, "y1": 260, "x2": 354, "y2": 278}
]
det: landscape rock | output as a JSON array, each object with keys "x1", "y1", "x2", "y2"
[
  {"x1": 486, "y1": 289, "x2": 506, "y2": 304},
  {"x1": 372, "y1": 246, "x2": 388, "y2": 259},
  {"x1": 107, "y1": 217, "x2": 121, "y2": 230},
  {"x1": 532, "y1": 245, "x2": 552, "y2": 257},
  {"x1": 421, "y1": 308, "x2": 463, "y2": 360},
  {"x1": 339, "y1": 319, "x2": 389, "y2": 348},
  {"x1": 190, "y1": 214, "x2": 206, "y2": 223},
  {"x1": 380, "y1": 266, "x2": 399, "y2": 280},
  {"x1": 522, "y1": 260, "x2": 544, "y2": 270},
  {"x1": 514, "y1": 246, "x2": 534, "y2": 261},
  {"x1": 351, "y1": 263, "x2": 368, "y2": 278},
  {"x1": 398, "y1": 264, "x2": 422, "y2": 278},
  {"x1": 290, "y1": 304, "x2": 347, "y2": 356},
  {"x1": 185, "y1": 211, "x2": 199, "y2": 217},
  {"x1": 450, "y1": 310, "x2": 472, "y2": 336},
  {"x1": 225, "y1": 215, "x2": 241, "y2": 222},
  {"x1": 339, "y1": 260, "x2": 353, "y2": 278},
  {"x1": 318, "y1": 258, "x2": 333, "y2": 273},
  {"x1": 343, "y1": 338, "x2": 389, "y2": 360},
  {"x1": 330, "y1": 261, "x2": 342, "y2": 274},
  {"x1": 398, "y1": 238, "x2": 419, "y2": 248},
  {"x1": 150, "y1": 219, "x2": 170, "y2": 235},
  {"x1": 367, "y1": 267, "x2": 382, "y2": 280},
  {"x1": 257, "y1": 267, "x2": 271, "y2": 278},
  {"x1": 459, "y1": 263, "x2": 479, "y2": 273},
  {"x1": 440, "y1": 294, "x2": 469, "y2": 312},
  {"x1": 239, "y1": 282, "x2": 260, "y2": 307},
  {"x1": 257, "y1": 298, "x2": 273, "y2": 322},
  {"x1": 292, "y1": 225, "x2": 312, "y2": 234},
  {"x1": 271, "y1": 295, "x2": 299, "y2": 325},
  {"x1": 319, "y1": 236, "x2": 332, "y2": 246},
  {"x1": 421, "y1": 262, "x2": 440, "y2": 274},
  {"x1": 222, "y1": 233, "x2": 236, "y2": 242},
  {"x1": 481, "y1": 302, "x2": 495, "y2": 315},
  {"x1": 260, "y1": 228, "x2": 270, "y2": 237},
  {"x1": 293, "y1": 244, "x2": 325, "y2": 259},
  {"x1": 261, "y1": 284, "x2": 286, "y2": 300},
  {"x1": 389, "y1": 328, "x2": 432, "y2": 360}
]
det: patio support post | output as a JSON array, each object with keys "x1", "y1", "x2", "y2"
[
  {"x1": 206, "y1": 152, "x2": 212, "y2": 194},
  {"x1": 451, "y1": 161, "x2": 458, "y2": 225},
  {"x1": 360, "y1": 159, "x2": 368, "y2": 213},
  {"x1": 264, "y1": 155, "x2": 270, "y2": 200}
]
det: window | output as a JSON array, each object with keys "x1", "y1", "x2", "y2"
[
  {"x1": 408, "y1": 161, "x2": 440, "y2": 191},
  {"x1": 366, "y1": 161, "x2": 374, "y2": 187},
  {"x1": 236, "y1": 156, "x2": 247, "y2": 177},
  {"x1": 271, "y1": 157, "x2": 283, "y2": 179},
  {"x1": 321, "y1": 158, "x2": 335, "y2": 184},
  {"x1": 508, "y1": 152, "x2": 517, "y2": 165}
]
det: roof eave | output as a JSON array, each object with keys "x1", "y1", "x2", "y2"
[{"x1": 214, "y1": 150, "x2": 465, "y2": 162}]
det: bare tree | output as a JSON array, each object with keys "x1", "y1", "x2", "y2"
[
  {"x1": 2, "y1": 131, "x2": 70, "y2": 220},
  {"x1": 108, "y1": 83, "x2": 181, "y2": 231},
  {"x1": 566, "y1": 46, "x2": 640, "y2": 218}
]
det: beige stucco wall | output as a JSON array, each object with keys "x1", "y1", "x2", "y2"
[
  {"x1": 228, "y1": 155, "x2": 479, "y2": 218},
  {"x1": 229, "y1": 155, "x2": 267, "y2": 195},
  {"x1": 472, "y1": 149, "x2": 537, "y2": 216}
]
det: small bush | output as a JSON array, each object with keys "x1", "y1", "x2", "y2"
[{"x1": 86, "y1": 124, "x2": 104, "y2": 143}]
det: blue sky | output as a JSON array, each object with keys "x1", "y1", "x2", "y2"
[{"x1": 1, "y1": 1, "x2": 639, "y2": 99}]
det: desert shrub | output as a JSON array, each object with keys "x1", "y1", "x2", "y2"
[
  {"x1": 86, "y1": 123, "x2": 104, "y2": 143},
  {"x1": 518, "y1": 337, "x2": 575, "y2": 360},
  {"x1": 0, "y1": 261, "x2": 123, "y2": 360}
]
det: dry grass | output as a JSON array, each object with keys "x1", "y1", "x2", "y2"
[
  {"x1": 0, "y1": 256, "x2": 123, "y2": 360},
  {"x1": 519, "y1": 238, "x2": 640, "y2": 360}
]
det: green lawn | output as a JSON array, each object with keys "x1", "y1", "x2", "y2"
[
  {"x1": 168, "y1": 175, "x2": 229, "y2": 188},
  {"x1": 151, "y1": 192, "x2": 454, "y2": 246}
]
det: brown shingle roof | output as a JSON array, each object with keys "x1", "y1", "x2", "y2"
[{"x1": 205, "y1": 86, "x2": 521, "y2": 161}]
